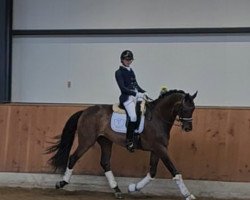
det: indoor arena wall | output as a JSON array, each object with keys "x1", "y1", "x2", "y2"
[{"x1": 0, "y1": 104, "x2": 249, "y2": 182}]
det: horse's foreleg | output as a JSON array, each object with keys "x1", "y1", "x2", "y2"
[
  {"x1": 173, "y1": 174, "x2": 196, "y2": 200},
  {"x1": 158, "y1": 147, "x2": 195, "y2": 200},
  {"x1": 128, "y1": 152, "x2": 158, "y2": 192},
  {"x1": 98, "y1": 137, "x2": 123, "y2": 199}
]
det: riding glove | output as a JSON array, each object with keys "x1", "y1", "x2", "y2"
[{"x1": 136, "y1": 92, "x2": 145, "y2": 99}]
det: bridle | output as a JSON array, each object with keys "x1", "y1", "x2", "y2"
[
  {"x1": 176, "y1": 99, "x2": 194, "y2": 123},
  {"x1": 166, "y1": 98, "x2": 194, "y2": 127}
]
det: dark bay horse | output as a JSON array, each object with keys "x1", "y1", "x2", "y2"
[{"x1": 47, "y1": 89, "x2": 197, "y2": 200}]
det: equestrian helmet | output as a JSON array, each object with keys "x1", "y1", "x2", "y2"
[{"x1": 120, "y1": 50, "x2": 134, "y2": 61}]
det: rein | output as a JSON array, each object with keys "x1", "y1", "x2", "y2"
[
  {"x1": 143, "y1": 95, "x2": 154, "y2": 121},
  {"x1": 143, "y1": 95, "x2": 154, "y2": 102}
]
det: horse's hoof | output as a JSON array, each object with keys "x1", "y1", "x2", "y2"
[
  {"x1": 186, "y1": 194, "x2": 196, "y2": 200},
  {"x1": 114, "y1": 192, "x2": 124, "y2": 199},
  {"x1": 55, "y1": 181, "x2": 68, "y2": 189},
  {"x1": 128, "y1": 183, "x2": 137, "y2": 193}
]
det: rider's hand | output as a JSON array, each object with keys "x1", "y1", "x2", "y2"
[{"x1": 136, "y1": 92, "x2": 145, "y2": 99}]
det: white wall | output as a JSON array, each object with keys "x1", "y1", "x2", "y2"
[
  {"x1": 13, "y1": 0, "x2": 250, "y2": 29},
  {"x1": 11, "y1": 0, "x2": 250, "y2": 106},
  {"x1": 12, "y1": 35, "x2": 250, "y2": 106}
]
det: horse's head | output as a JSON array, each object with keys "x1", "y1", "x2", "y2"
[
  {"x1": 174, "y1": 91, "x2": 197, "y2": 132},
  {"x1": 147, "y1": 89, "x2": 197, "y2": 132}
]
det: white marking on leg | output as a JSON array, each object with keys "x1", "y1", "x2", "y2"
[
  {"x1": 128, "y1": 173, "x2": 154, "y2": 192},
  {"x1": 105, "y1": 171, "x2": 118, "y2": 189},
  {"x1": 173, "y1": 174, "x2": 196, "y2": 200},
  {"x1": 63, "y1": 167, "x2": 73, "y2": 183}
]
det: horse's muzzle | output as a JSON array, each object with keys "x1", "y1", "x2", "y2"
[{"x1": 182, "y1": 123, "x2": 192, "y2": 132}]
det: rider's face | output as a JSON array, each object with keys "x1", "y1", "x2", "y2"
[{"x1": 122, "y1": 58, "x2": 133, "y2": 67}]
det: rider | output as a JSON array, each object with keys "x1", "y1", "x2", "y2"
[{"x1": 115, "y1": 50, "x2": 146, "y2": 152}]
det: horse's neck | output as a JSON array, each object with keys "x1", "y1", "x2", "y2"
[{"x1": 154, "y1": 94, "x2": 183, "y2": 121}]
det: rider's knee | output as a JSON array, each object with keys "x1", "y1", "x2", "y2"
[{"x1": 130, "y1": 115, "x2": 137, "y2": 122}]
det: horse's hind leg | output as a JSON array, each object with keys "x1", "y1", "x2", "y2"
[
  {"x1": 97, "y1": 136, "x2": 123, "y2": 199},
  {"x1": 56, "y1": 139, "x2": 96, "y2": 189}
]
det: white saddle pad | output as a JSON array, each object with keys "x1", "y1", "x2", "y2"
[{"x1": 111, "y1": 112, "x2": 145, "y2": 134}]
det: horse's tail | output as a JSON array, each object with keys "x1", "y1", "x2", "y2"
[{"x1": 46, "y1": 110, "x2": 83, "y2": 172}]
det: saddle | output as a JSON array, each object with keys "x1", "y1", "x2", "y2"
[
  {"x1": 112, "y1": 100, "x2": 146, "y2": 114},
  {"x1": 110, "y1": 101, "x2": 146, "y2": 134}
]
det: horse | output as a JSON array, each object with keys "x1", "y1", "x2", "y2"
[{"x1": 46, "y1": 89, "x2": 197, "y2": 200}]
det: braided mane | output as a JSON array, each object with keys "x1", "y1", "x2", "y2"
[
  {"x1": 147, "y1": 89, "x2": 186, "y2": 108},
  {"x1": 158, "y1": 89, "x2": 185, "y2": 99}
]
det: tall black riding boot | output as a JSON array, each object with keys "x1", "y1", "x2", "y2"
[{"x1": 126, "y1": 121, "x2": 137, "y2": 152}]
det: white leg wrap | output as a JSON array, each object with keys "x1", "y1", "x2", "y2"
[
  {"x1": 63, "y1": 167, "x2": 73, "y2": 183},
  {"x1": 105, "y1": 171, "x2": 118, "y2": 189},
  {"x1": 173, "y1": 174, "x2": 195, "y2": 200},
  {"x1": 128, "y1": 173, "x2": 154, "y2": 192},
  {"x1": 136, "y1": 173, "x2": 154, "y2": 190}
]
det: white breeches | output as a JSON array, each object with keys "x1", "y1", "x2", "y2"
[{"x1": 123, "y1": 96, "x2": 137, "y2": 122}]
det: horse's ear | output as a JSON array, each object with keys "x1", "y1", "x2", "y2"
[
  {"x1": 192, "y1": 91, "x2": 198, "y2": 99},
  {"x1": 184, "y1": 93, "x2": 190, "y2": 102}
]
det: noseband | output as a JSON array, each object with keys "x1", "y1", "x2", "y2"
[
  {"x1": 176, "y1": 109, "x2": 193, "y2": 122},
  {"x1": 172, "y1": 98, "x2": 194, "y2": 127}
]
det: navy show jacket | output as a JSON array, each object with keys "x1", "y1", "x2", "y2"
[{"x1": 115, "y1": 66, "x2": 145, "y2": 105}]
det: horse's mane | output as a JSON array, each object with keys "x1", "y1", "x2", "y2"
[
  {"x1": 146, "y1": 89, "x2": 185, "y2": 109},
  {"x1": 158, "y1": 89, "x2": 185, "y2": 99},
  {"x1": 144, "y1": 89, "x2": 186, "y2": 119}
]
